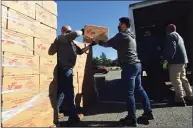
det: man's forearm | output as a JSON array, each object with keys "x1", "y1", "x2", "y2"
[
  {"x1": 98, "y1": 33, "x2": 121, "y2": 48},
  {"x1": 98, "y1": 41, "x2": 111, "y2": 47},
  {"x1": 48, "y1": 43, "x2": 57, "y2": 55},
  {"x1": 81, "y1": 45, "x2": 91, "y2": 53},
  {"x1": 68, "y1": 30, "x2": 83, "y2": 41}
]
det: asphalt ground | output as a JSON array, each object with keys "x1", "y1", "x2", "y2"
[{"x1": 59, "y1": 71, "x2": 192, "y2": 127}]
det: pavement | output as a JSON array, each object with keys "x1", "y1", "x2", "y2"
[{"x1": 59, "y1": 71, "x2": 193, "y2": 127}]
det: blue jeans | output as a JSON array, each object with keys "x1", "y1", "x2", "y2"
[
  {"x1": 57, "y1": 66, "x2": 77, "y2": 118},
  {"x1": 121, "y1": 63, "x2": 152, "y2": 119}
]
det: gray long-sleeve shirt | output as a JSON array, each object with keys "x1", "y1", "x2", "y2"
[
  {"x1": 163, "y1": 32, "x2": 188, "y2": 64},
  {"x1": 99, "y1": 30, "x2": 140, "y2": 67},
  {"x1": 53, "y1": 31, "x2": 84, "y2": 69}
]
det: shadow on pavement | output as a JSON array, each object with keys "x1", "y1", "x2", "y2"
[
  {"x1": 83, "y1": 77, "x2": 175, "y2": 116},
  {"x1": 58, "y1": 117, "x2": 151, "y2": 127},
  {"x1": 84, "y1": 101, "x2": 171, "y2": 117},
  {"x1": 96, "y1": 77, "x2": 174, "y2": 103},
  {"x1": 58, "y1": 121, "x2": 120, "y2": 127}
]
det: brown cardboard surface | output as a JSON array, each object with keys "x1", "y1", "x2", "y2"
[
  {"x1": 73, "y1": 41, "x2": 87, "y2": 73},
  {"x1": 36, "y1": 4, "x2": 57, "y2": 29},
  {"x1": 2, "y1": 1, "x2": 17, "y2": 7},
  {"x1": 1, "y1": 5, "x2": 7, "y2": 28},
  {"x1": 2, "y1": 52, "x2": 39, "y2": 75},
  {"x1": 8, "y1": 9, "x2": 40, "y2": 37},
  {"x1": 2, "y1": 109, "x2": 54, "y2": 127},
  {"x1": 39, "y1": 74, "x2": 54, "y2": 92},
  {"x1": 34, "y1": 112, "x2": 54, "y2": 127},
  {"x1": 3, "y1": 115, "x2": 40, "y2": 127},
  {"x1": 2, "y1": 92, "x2": 54, "y2": 127},
  {"x1": 42, "y1": 1, "x2": 57, "y2": 15},
  {"x1": 2, "y1": 28, "x2": 33, "y2": 55},
  {"x1": 2, "y1": 1, "x2": 35, "y2": 19},
  {"x1": 34, "y1": 38, "x2": 53, "y2": 56},
  {"x1": 38, "y1": 23, "x2": 57, "y2": 42},
  {"x1": 2, "y1": 75, "x2": 39, "y2": 95},
  {"x1": 73, "y1": 42, "x2": 89, "y2": 108},
  {"x1": 2, "y1": 93, "x2": 35, "y2": 112},
  {"x1": 39, "y1": 56, "x2": 57, "y2": 74},
  {"x1": 74, "y1": 40, "x2": 86, "y2": 48},
  {"x1": 83, "y1": 25, "x2": 109, "y2": 43}
]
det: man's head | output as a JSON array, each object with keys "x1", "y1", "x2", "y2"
[
  {"x1": 118, "y1": 17, "x2": 131, "y2": 32},
  {"x1": 61, "y1": 26, "x2": 72, "y2": 34},
  {"x1": 166, "y1": 24, "x2": 176, "y2": 34}
]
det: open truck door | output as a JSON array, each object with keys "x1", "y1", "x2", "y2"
[{"x1": 129, "y1": 0, "x2": 193, "y2": 85}]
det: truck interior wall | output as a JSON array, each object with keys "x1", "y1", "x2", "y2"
[{"x1": 133, "y1": 1, "x2": 193, "y2": 84}]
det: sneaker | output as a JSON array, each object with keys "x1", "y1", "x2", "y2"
[
  {"x1": 66, "y1": 116, "x2": 80, "y2": 126},
  {"x1": 139, "y1": 111, "x2": 155, "y2": 120},
  {"x1": 119, "y1": 116, "x2": 137, "y2": 127}
]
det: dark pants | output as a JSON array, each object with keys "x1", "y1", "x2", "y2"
[
  {"x1": 121, "y1": 63, "x2": 152, "y2": 119},
  {"x1": 57, "y1": 66, "x2": 77, "y2": 118},
  {"x1": 144, "y1": 64, "x2": 168, "y2": 100}
]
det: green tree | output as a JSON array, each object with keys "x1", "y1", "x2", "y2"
[
  {"x1": 100, "y1": 52, "x2": 108, "y2": 66},
  {"x1": 92, "y1": 57, "x2": 101, "y2": 66},
  {"x1": 112, "y1": 58, "x2": 119, "y2": 66}
]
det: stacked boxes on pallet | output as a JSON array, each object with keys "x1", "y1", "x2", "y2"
[
  {"x1": 1, "y1": 1, "x2": 95, "y2": 127},
  {"x1": 1, "y1": 1, "x2": 57, "y2": 127}
]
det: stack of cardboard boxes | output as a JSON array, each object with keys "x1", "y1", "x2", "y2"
[
  {"x1": 1, "y1": 1, "x2": 58, "y2": 127},
  {"x1": 1, "y1": 1, "x2": 96, "y2": 127}
]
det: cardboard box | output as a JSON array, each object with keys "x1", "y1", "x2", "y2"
[
  {"x1": 8, "y1": 9, "x2": 40, "y2": 37},
  {"x1": 83, "y1": 25, "x2": 109, "y2": 43},
  {"x1": 2, "y1": 28, "x2": 33, "y2": 55},
  {"x1": 2, "y1": 93, "x2": 35, "y2": 112},
  {"x1": 2, "y1": 52, "x2": 39, "y2": 75},
  {"x1": 73, "y1": 41, "x2": 87, "y2": 73},
  {"x1": 1, "y1": 5, "x2": 7, "y2": 28},
  {"x1": 2, "y1": 1, "x2": 35, "y2": 19},
  {"x1": 42, "y1": 1, "x2": 57, "y2": 15},
  {"x1": 36, "y1": 4, "x2": 57, "y2": 29},
  {"x1": 75, "y1": 59, "x2": 87, "y2": 73},
  {"x1": 34, "y1": 38, "x2": 53, "y2": 56},
  {"x1": 39, "y1": 74, "x2": 54, "y2": 92},
  {"x1": 38, "y1": 23, "x2": 57, "y2": 42},
  {"x1": 74, "y1": 40, "x2": 86, "y2": 48},
  {"x1": 2, "y1": 109, "x2": 54, "y2": 127},
  {"x1": 2, "y1": 75, "x2": 39, "y2": 95},
  {"x1": 2, "y1": 92, "x2": 54, "y2": 127},
  {"x1": 35, "y1": 112, "x2": 55, "y2": 127},
  {"x1": 35, "y1": 1, "x2": 43, "y2": 6},
  {"x1": 40, "y1": 56, "x2": 57, "y2": 75}
]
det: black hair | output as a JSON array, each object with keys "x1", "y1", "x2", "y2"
[{"x1": 119, "y1": 17, "x2": 131, "y2": 28}]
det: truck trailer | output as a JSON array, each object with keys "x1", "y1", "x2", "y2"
[{"x1": 129, "y1": 0, "x2": 193, "y2": 86}]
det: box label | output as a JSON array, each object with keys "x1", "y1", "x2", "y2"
[{"x1": 83, "y1": 25, "x2": 108, "y2": 43}]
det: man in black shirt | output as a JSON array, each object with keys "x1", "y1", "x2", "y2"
[{"x1": 49, "y1": 26, "x2": 96, "y2": 125}]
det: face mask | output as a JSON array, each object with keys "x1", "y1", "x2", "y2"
[{"x1": 66, "y1": 30, "x2": 72, "y2": 33}]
